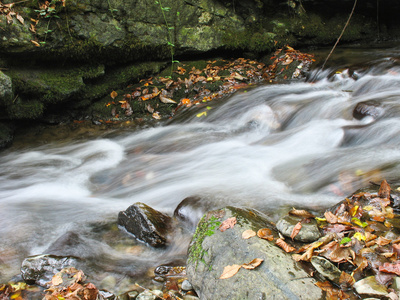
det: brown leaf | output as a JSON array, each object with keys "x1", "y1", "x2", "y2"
[
  {"x1": 51, "y1": 273, "x2": 63, "y2": 286},
  {"x1": 324, "y1": 211, "x2": 338, "y2": 224},
  {"x1": 276, "y1": 238, "x2": 296, "y2": 253},
  {"x1": 219, "y1": 264, "x2": 241, "y2": 279},
  {"x1": 379, "y1": 262, "x2": 400, "y2": 276},
  {"x1": 378, "y1": 179, "x2": 391, "y2": 199},
  {"x1": 30, "y1": 40, "x2": 40, "y2": 47},
  {"x1": 159, "y1": 94, "x2": 177, "y2": 104},
  {"x1": 219, "y1": 217, "x2": 237, "y2": 232},
  {"x1": 16, "y1": 14, "x2": 24, "y2": 24},
  {"x1": 257, "y1": 228, "x2": 274, "y2": 241},
  {"x1": 289, "y1": 209, "x2": 314, "y2": 219},
  {"x1": 339, "y1": 271, "x2": 355, "y2": 287},
  {"x1": 110, "y1": 91, "x2": 118, "y2": 99},
  {"x1": 242, "y1": 229, "x2": 256, "y2": 239},
  {"x1": 241, "y1": 258, "x2": 263, "y2": 270},
  {"x1": 290, "y1": 222, "x2": 302, "y2": 240},
  {"x1": 375, "y1": 236, "x2": 392, "y2": 246}
]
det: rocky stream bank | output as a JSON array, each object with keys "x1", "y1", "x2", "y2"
[{"x1": 3, "y1": 180, "x2": 400, "y2": 300}]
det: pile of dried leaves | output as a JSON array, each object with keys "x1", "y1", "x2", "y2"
[
  {"x1": 281, "y1": 179, "x2": 400, "y2": 299},
  {"x1": 43, "y1": 267, "x2": 98, "y2": 300},
  {"x1": 104, "y1": 46, "x2": 314, "y2": 122}
]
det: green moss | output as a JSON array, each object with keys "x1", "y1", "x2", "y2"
[
  {"x1": 188, "y1": 214, "x2": 221, "y2": 270},
  {"x1": 7, "y1": 100, "x2": 44, "y2": 119}
]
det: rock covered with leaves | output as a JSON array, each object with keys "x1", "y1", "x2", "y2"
[{"x1": 186, "y1": 206, "x2": 323, "y2": 299}]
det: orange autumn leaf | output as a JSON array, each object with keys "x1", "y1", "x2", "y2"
[
  {"x1": 276, "y1": 238, "x2": 296, "y2": 253},
  {"x1": 375, "y1": 236, "x2": 391, "y2": 246},
  {"x1": 110, "y1": 90, "x2": 118, "y2": 99},
  {"x1": 324, "y1": 211, "x2": 338, "y2": 224},
  {"x1": 242, "y1": 229, "x2": 256, "y2": 239},
  {"x1": 339, "y1": 271, "x2": 355, "y2": 287},
  {"x1": 290, "y1": 221, "x2": 302, "y2": 240},
  {"x1": 241, "y1": 258, "x2": 263, "y2": 270},
  {"x1": 219, "y1": 264, "x2": 241, "y2": 279},
  {"x1": 219, "y1": 217, "x2": 237, "y2": 232},
  {"x1": 378, "y1": 179, "x2": 391, "y2": 199},
  {"x1": 257, "y1": 228, "x2": 274, "y2": 241}
]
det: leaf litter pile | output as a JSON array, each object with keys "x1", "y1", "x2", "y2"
[{"x1": 103, "y1": 46, "x2": 315, "y2": 123}]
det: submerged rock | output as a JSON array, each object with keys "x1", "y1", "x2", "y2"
[
  {"x1": 310, "y1": 256, "x2": 341, "y2": 284},
  {"x1": 276, "y1": 215, "x2": 321, "y2": 243},
  {"x1": 353, "y1": 101, "x2": 384, "y2": 120},
  {"x1": 174, "y1": 196, "x2": 210, "y2": 232},
  {"x1": 186, "y1": 206, "x2": 323, "y2": 299},
  {"x1": 20, "y1": 254, "x2": 80, "y2": 287},
  {"x1": 118, "y1": 202, "x2": 172, "y2": 248}
]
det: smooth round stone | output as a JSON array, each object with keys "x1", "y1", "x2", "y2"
[
  {"x1": 181, "y1": 280, "x2": 193, "y2": 291},
  {"x1": 276, "y1": 215, "x2": 321, "y2": 242}
]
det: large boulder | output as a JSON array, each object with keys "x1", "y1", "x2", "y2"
[{"x1": 186, "y1": 206, "x2": 323, "y2": 299}]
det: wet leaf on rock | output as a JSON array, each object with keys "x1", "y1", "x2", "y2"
[
  {"x1": 241, "y1": 258, "x2": 263, "y2": 270},
  {"x1": 290, "y1": 222, "x2": 302, "y2": 240},
  {"x1": 379, "y1": 179, "x2": 391, "y2": 199},
  {"x1": 289, "y1": 208, "x2": 315, "y2": 219},
  {"x1": 242, "y1": 229, "x2": 256, "y2": 239},
  {"x1": 379, "y1": 262, "x2": 400, "y2": 276},
  {"x1": 219, "y1": 264, "x2": 241, "y2": 279},
  {"x1": 257, "y1": 228, "x2": 274, "y2": 241},
  {"x1": 219, "y1": 217, "x2": 236, "y2": 232},
  {"x1": 276, "y1": 238, "x2": 296, "y2": 253}
]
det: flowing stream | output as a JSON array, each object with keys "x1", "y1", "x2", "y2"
[{"x1": 2, "y1": 46, "x2": 400, "y2": 292}]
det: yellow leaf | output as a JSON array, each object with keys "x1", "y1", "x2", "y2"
[
  {"x1": 242, "y1": 229, "x2": 256, "y2": 239},
  {"x1": 110, "y1": 91, "x2": 118, "y2": 99},
  {"x1": 196, "y1": 111, "x2": 207, "y2": 117},
  {"x1": 315, "y1": 217, "x2": 327, "y2": 222},
  {"x1": 363, "y1": 206, "x2": 373, "y2": 211},
  {"x1": 353, "y1": 232, "x2": 366, "y2": 241},
  {"x1": 152, "y1": 112, "x2": 161, "y2": 119},
  {"x1": 220, "y1": 264, "x2": 241, "y2": 279}
]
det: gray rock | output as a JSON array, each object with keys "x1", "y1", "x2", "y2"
[
  {"x1": 183, "y1": 296, "x2": 200, "y2": 300},
  {"x1": 310, "y1": 256, "x2": 342, "y2": 284},
  {"x1": 186, "y1": 206, "x2": 323, "y2": 300},
  {"x1": 118, "y1": 202, "x2": 172, "y2": 248},
  {"x1": 98, "y1": 290, "x2": 116, "y2": 300},
  {"x1": 174, "y1": 196, "x2": 210, "y2": 232},
  {"x1": 181, "y1": 279, "x2": 194, "y2": 291},
  {"x1": 20, "y1": 254, "x2": 80, "y2": 287},
  {"x1": 353, "y1": 101, "x2": 384, "y2": 120},
  {"x1": 276, "y1": 215, "x2": 321, "y2": 242},
  {"x1": 354, "y1": 276, "x2": 388, "y2": 297},
  {"x1": 136, "y1": 290, "x2": 162, "y2": 300}
]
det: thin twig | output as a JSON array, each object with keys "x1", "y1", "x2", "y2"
[{"x1": 320, "y1": 0, "x2": 358, "y2": 71}]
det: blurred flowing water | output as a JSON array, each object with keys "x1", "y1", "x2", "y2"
[{"x1": 2, "y1": 46, "x2": 400, "y2": 290}]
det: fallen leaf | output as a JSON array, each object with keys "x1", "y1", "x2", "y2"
[
  {"x1": 257, "y1": 228, "x2": 274, "y2": 241},
  {"x1": 290, "y1": 222, "x2": 302, "y2": 240},
  {"x1": 379, "y1": 179, "x2": 391, "y2": 199},
  {"x1": 152, "y1": 112, "x2": 161, "y2": 119},
  {"x1": 219, "y1": 217, "x2": 237, "y2": 232},
  {"x1": 276, "y1": 238, "x2": 296, "y2": 253},
  {"x1": 159, "y1": 94, "x2": 177, "y2": 104},
  {"x1": 51, "y1": 274, "x2": 63, "y2": 286},
  {"x1": 219, "y1": 264, "x2": 241, "y2": 279},
  {"x1": 324, "y1": 211, "x2": 338, "y2": 224},
  {"x1": 379, "y1": 262, "x2": 400, "y2": 276},
  {"x1": 289, "y1": 209, "x2": 315, "y2": 219},
  {"x1": 30, "y1": 40, "x2": 40, "y2": 47},
  {"x1": 339, "y1": 271, "x2": 355, "y2": 287},
  {"x1": 241, "y1": 258, "x2": 263, "y2": 270},
  {"x1": 110, "y1": 91, "x2": 118, "y2": 99},
  {"x1": 242, "y1": 229, "x2": 256, "y2": 239},
  {"x1": 375, "y1": 236, "x2": 392, "y2": 246}
]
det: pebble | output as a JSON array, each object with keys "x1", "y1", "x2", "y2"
[
  {"x1": 181, "y1": 280, "x2": 193, "y2": 291},
  {"x1": 136, "y1": 290, "x2": 163, "y2": 300},
  {"x1": 353, "y1": 276, "x2": 388, "y2": 297}
]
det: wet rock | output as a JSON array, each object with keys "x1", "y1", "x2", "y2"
[
  {"x1": 310, "y1": 256, "x2": 342, "y2": 284},
  {"x1": 136, "y1": 290, "x2": 163, "y2": 300},
  {"x1": 353, "y1": 101, "x2": 384, "y2": 120},
  {"x1": 187, "y1": 206, "x2": 323, "y2": 299},
  {"x1": 181, "y1": 279, "x2": 193, "y2": 291},
  {"x1": 276, "y1": 215, "x2": 321, "y2": 242},
  {"x1": 118, "y1": 202, "x2": 172, "y2": 248},
  {"x1": 183, "y1": 296, "x2": 200, "y2": 300},
  {"x1": 0, "y1": 122, "x2": 14, "y2": 149},
  {"x1": 353, "y1": 276, "x2": 388, "y2": 297},
  {"x1": 98, "y1": 290, "x2": 115, "y2": 300},
  {"x1": 174, "y1": 196, "x2": 209, "y2": 231},
  {"x1": 20, "y1": 254, "x2": 80, "y2": 287},
  {"x1": 0, "y1": 71, "x2": 13, "y2": 106}
]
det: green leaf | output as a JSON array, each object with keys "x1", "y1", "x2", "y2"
[
  {"x1": 340, "y1": 237, "x2": 351, "y2": 245},
  {"x1": 161, "y1": 7, "x2": 171, "y2": 11},
  {"x1": 167, "y1": 41, "x2": 175, "y2": 47},
  {"x1": 351, "y1": 217, "x2": 368, "y2": 228},
  {"x1": 177, "y1": 11, "x2": 180, "y2": 16}
]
